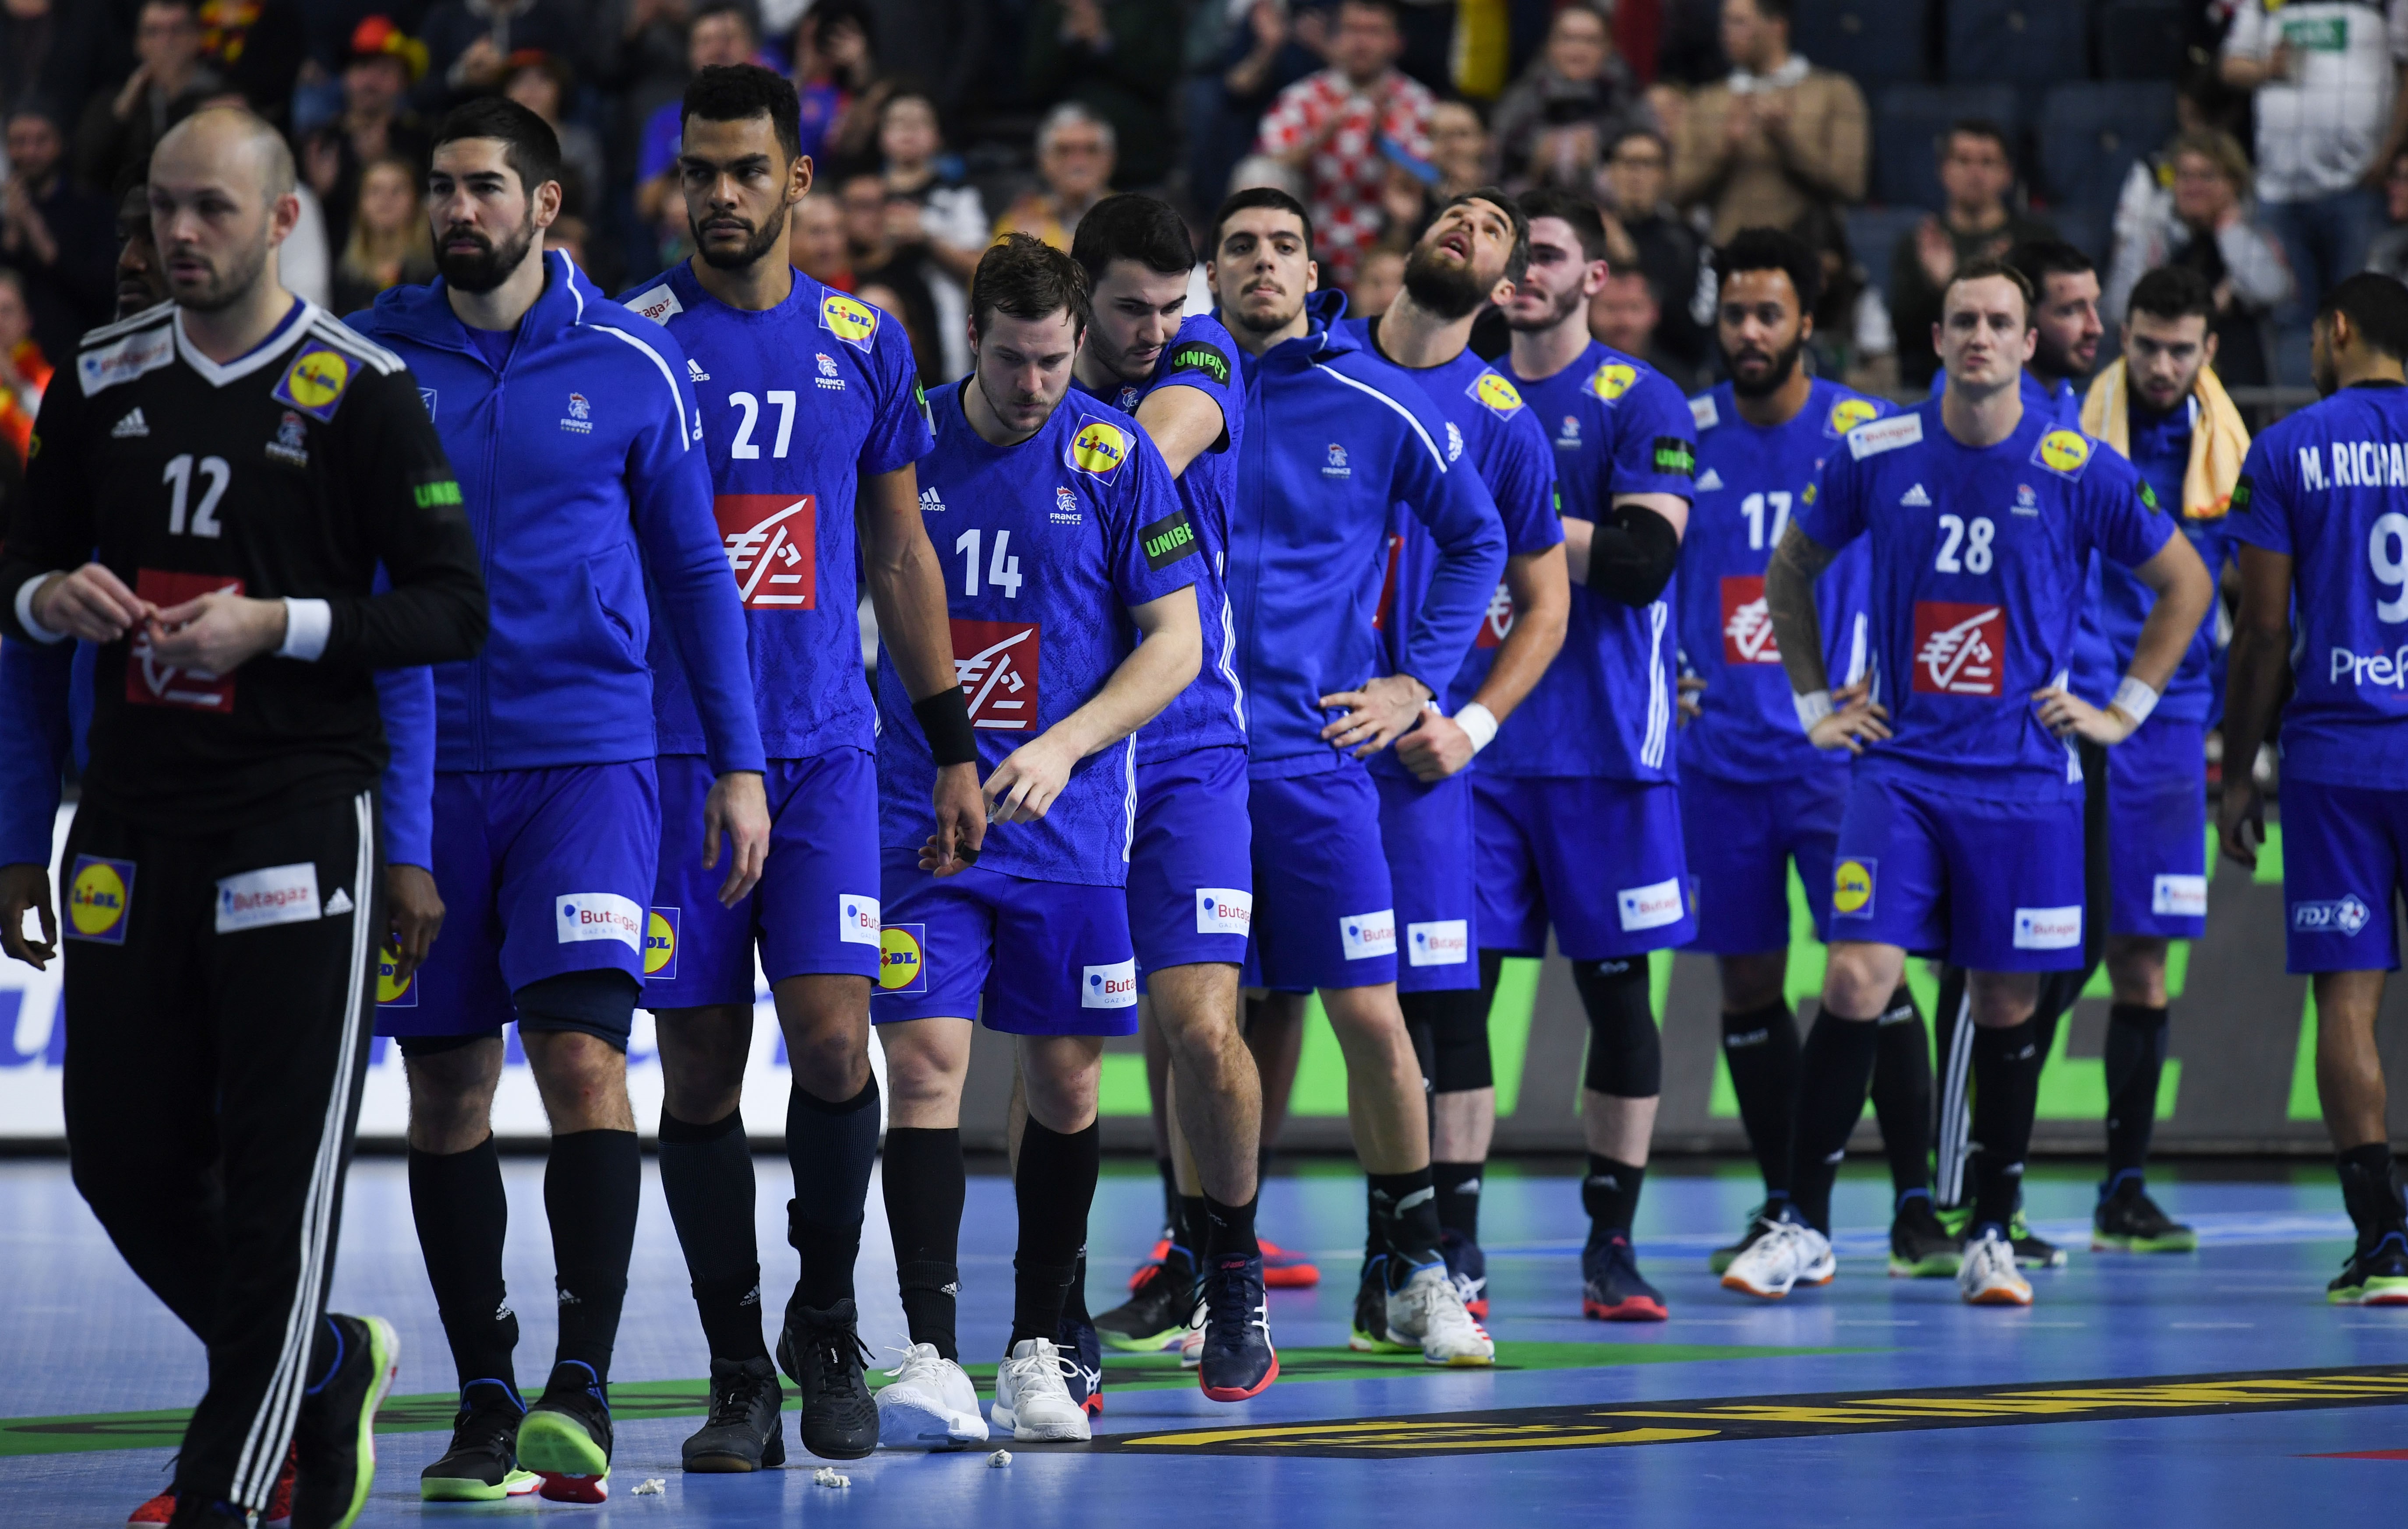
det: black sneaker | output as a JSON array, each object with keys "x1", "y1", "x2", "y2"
[
  {"x1": 1439, "y1": 1228, "x2": 1489, "y2": 1319},
  {"x1": 288, "y1": 1313, "x2": 397, "y2": 1529},
  {"x1": 2329, "y1": 1230, "x2": 2408, "y2": 1305},
  {"x1": 1889, "y1": 1195, "x2": 1963, "y2": 1277},
  {"x1": 420, "y1": 1382, "x2": 536, "y2": 1502},
  {"x1": 515, "y1": 1362, "x2": 613, "y2": 1503},
  {"x1": 1057, "y1": 1303, "x2": 1105, "y2": 1417},
  {"x1": 1197, "y1": 1251, "x2": 1278, "y2": 1402},
  {"x1": 1095, "y1": 1247, "x2": 1198, "y2": 1352},
  {"x1": 1580, "y1": 1233, "x2": 1668, "y2": 1321},
  {"x1": 166, "y1": 1498, "x2": 250, "y2": 1527},
  {"x1": 777, "y1": 1298, "x2": 878, "y2": 1460},
  {"x1": 2092, "y1": 1175, "x2": 2197, "y2": 1252},
  {"x1": 681, "y1": 1355, "x2": 785, "y2": 1473},
  {"x1": 2009, "y1": 1210, "x2": 2067, "y2": 1269},
  {"x1": 1708, "y1": 1205, "x2": 1783, "y2": 1275},
  {"x1": 1346, "y1": 1253, "x2": 1413, "y2": 1352}
]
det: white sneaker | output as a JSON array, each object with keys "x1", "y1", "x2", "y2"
[
  {"x1": 1386, "y1": 1260, "x2": 1495, "y2": 1367},
  {"x1": 990, "y1": 1338, "x2": 1092, "y2": 1441},
  {"x1": 1719, "y1": 1218, "x2": 1836, "y2": 1299},
  {"x1": 875, "y1": 1343, "x2": 989, "y2": 1448},
  {"x1": 1958, "y1": 1226, "x2": 2034, "y2": 1307}
]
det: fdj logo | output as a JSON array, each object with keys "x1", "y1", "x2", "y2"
[
  {"x1": 878, "y1": 924, "x2": 928, "y2": 995},
  {"x1": 66, "y1": 856, "x2": 135, "y2": 944},
  {"x1": 644, "y1": 907, "x2": 681, "y2": 979},
  {"x1": 2295, "y1": 895, "x2": 2373, "y2": 937}
]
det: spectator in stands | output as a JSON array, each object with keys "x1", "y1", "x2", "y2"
[
  {"x1": 993, "y1": 103, "x2": 1118, "y2": 250},
  {"x1": 1603, "y1": 125, "x2": 1712, "y2": 381},
  {"x1": 2366, "y1": 146, "x2": 2408, "y2": 279},
  {"x1": 1350, "y1": 244, "x2": 1406, "y2": 316},
  {"x1": 330, "y1": 153, "x2": 435, "y2": 315},
  {"x1": 1254, "y1": 0, "x2": 1436, "y2": 285},
  {"x1": 1202, "y1": 0, "x2": 1331, "y2": 214},
  {"x1": 791, "y1": 189, "x2": 852, "y2": 288},
  {"x1": 634, "y1": 3, "x2": 761, "y2": 232},
  {"x1": 198, "y1": 0, "x2": 307, "y2": 128},
  {"x1": 1887, "y1": 120, "x2": 2060, "y2": 391},
  {"x1": 869, "y1": 0, "x2": 994, "y2": 134},
  {"x1": 1429, "y1": 98, "x2": 1492, "y2": 197},
  {"x1": 603, "y1": 0, "x2": 701, "y2": 176},
  {"x1": 0, "y1": 267, "x2": 49, "y2": 467},
  {"x1": 76, "y1": 0, "x2": 219, "y2": 194},
  {"x1": 1, "y1": 0, "x2": 56, "y2": 130},
  {"x1": 417, "y1": 0, "x2": 590, "y2": 113},
  {"x1": 1591, "y1": 266, "x2": 1698, "y2": 384},
  {"x1": 2219, "y1": 0, "x2": 2408, "y2": 318},
  {"x1": 1793, "y1": 201, "x2": 1894, "y2": 392},
  {"x1": 837, "y1": 171, "x2": 947, "y2": 384},
  {"x1": 1667, "y1": 0, "x2": 1866, "y2": 246},
  {"x1": 300, "y1": 16, "x2": 431, "y2": 253},
  {"x1": 875, "y1": 88, "x2": 985, "y2": 378},
  {"x1": 505, "y1": 51, "x2": 606, "y2": 217},
  {"x1": 791, "y1": 0, "x2": 876, "y2": 169},
  {"x1": 1024, "y1": 0, "x2": 1183, "y2": 189},
  {"x1": 0, "y1": 107, "x2": 113, "y2": 368},
  {"x1": 1490, "y1": 4, "x2": 1646, "y2": 191},
  {"x1": 2105, "y1": 129, "x2": 2294, "y2": 389},
  {"x1": 854, "y1": 274, "x2": 943, "y2": 386}
]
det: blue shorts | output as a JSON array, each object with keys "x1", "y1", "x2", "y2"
[
  {"x1": 1681, "y1": 766, "x2": 1847, "y2": 953},
  {"x1": 2105, "y1": 718, "x2": 2207, "y2": 940},
  {"x1": 1242, "y1": 763, "x2": 1396, "y2": 992},
  {"x1": 1374, "y1": 768, "x2": 1477, "y2": 992},
  {"x1": 1127, "y1": 745, "x2": 1253, "y2": 983},
  {"x1": 379, "y1": 762, "x2": 660, "y2": 1041},
  {"x1": 1473, "y1": 775, "x2": 1695, "y2": 960},
  {"x1": 643, "y1": 750, "x2": 882, "y2": 1008},
  {"x1": 2280, "y1": 781, "x2": 2408, "y2": 973},
  {"x1": 872, "y1": 849, "x2": 1139, "y2": 1034},
  {"x1": 1830, "y1": 772, "x2": 2086, "y2": 972}
]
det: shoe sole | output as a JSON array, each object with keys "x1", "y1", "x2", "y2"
[
  {"x1": 796, "y1": 1422, "x2": 877, "y2": 1462},
  {"x1": 1346, "y1": 1329, "x2": 1418, "y2": 1354},
  {"x1": 517, "y1": 1410, "x2": 611, "y2": 1501},
  {"x1": 876, "y1": 1396, "x2": 989, "y2": 1448},
  {"x1": 2091, "y1": 1233, "x2": 2199, "y2": 1253},
  {"x1": 1200, "y1": 1349, "x2": 1280, "y2": 1402},
  {"x1": 321, "y1": 1316, "x2": 398, "y2": 1529},
  {"x1": 683, "y1": 1437, "x2": 788, "y2": 1473},
  {"x1": 1889, "y1": 1254, "x2": 1963, "y2": 1277},
  {"x1": 1423, "y1": 1348, "x2": 1494, "y2": 1367},
  {"x1": 1963, "y1": 1284, "x2": 2034, "y2": 1306},
  {"x1": 2331, "y1": 1277, "x2": 2408, "y2": 1306},
  {"x1": 1098, "y1": 1325, "x2": 1189, "y2": 1353},
  {"x1": 1583, "y1": 1295, "x2": 1669, "y2": 1321},
  {"x1": 990, "y1": 1404, "x2": 1091, "y2": 1442},
  {"x1": 419, "y1": 1469, "x2": 540, "y2": 1503}
]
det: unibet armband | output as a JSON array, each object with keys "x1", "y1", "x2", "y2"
[
  {"x1": 914, "y1": 687, "x2": 979, "y2": 767},
  {"x1": 2109, "y1": 675, "x2": 2159, "y2": 729}
]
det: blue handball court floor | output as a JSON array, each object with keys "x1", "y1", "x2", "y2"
[{"x1": 6, "y1": 1155, "x2": 2408, "y2": 1527}]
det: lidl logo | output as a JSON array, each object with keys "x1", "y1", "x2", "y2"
[
  {"x1": 644, "y1": 907, "x2": 681, "y2": 979},
  {"x1": 822, "y1": 292, "x2": 880, "y2": 349},
  {"x1": 2032, "y1": 428, "x2": 2092, "y2": 477},
  {"x1": 1589, "y1": 362, "x2": 1636, "y2": 402},
  {"x1": 1470, "y1": 371, "x2": 1524, "y2": 415},
  {"x1": 66, "y1": 856, "x2": 134, "y2": 944},
  {"x1": 1833, "y1": 858, "x2": 1875, "y2": 917},
  {"x1": 1068, "y1": 418, "x2": 1130, "y2": 480},
  {"x1": 273, "y1": 347, "x2": 354, "y2": 420},
  {"x1": 878, "y1": 923, "x2": 928, "y2": 995},
  {"x1": 376, "y1": 945, "x2": 418, "y2": 1007},
  {"x1": 1825, "y1": 397, "x2": 1879, "y2": 437}
]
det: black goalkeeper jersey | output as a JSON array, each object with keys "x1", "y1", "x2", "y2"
[{"x1": 0, "y1": 299, "x2": 486, "y2": 829}]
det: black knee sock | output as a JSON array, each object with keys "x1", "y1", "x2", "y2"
[
  {"x1": 1581, "y1": 1154, "x2": 1646, "y2": 1242},
  {"x1": 656, "y1": 1106, "x2": 765, "y2": 1363},
  {"x1": 1869, "y1": 986, "x2": 1933, "y2": 1201},
  {"x1": 1011, "y1": 1117, "x2": 1101, "y2": 1348},
  {"x1": 1177, "y1": 1194, "x2": 1208, "y2": 1258},
  {"x1": 788, "y1": 1076, "x2": 880, "y2": 1311},
  {"x1": 1433, "y1": 1160, "x2": 1483, "y2": 1244},
  {"x1": 1969, "y1": 1020, "x2": 2043, "y2": 1232},
  {"x1": 408, "y1": 1138, "x2": 520, "y2": 1400},
  {"x1": 1719, "y1": 998, "x2": 1801, "y2": 1203},
  {"x1": 1202, "y1": 1191, "x2": 1260, "y2": 1258},
  {"x1": 2337, "y1": 1142, "x2": 2405, "y2": 1246},
  {"x1": 882, "y1": 1126, "x2": 964, "y2": 1361},
  {"x1": 546, "y1": 1128, "x2": 640, "y2": 1386},
  {"x1": 2103, "y1": 1003, "x2": 2169, "y2": 1181},
  {"x1": 1788, "y1": 1011, "x2": 1883, "y2": 1233},
  {"x1": 1369, "y1": 1169, "x2": 1443, "y2": 1268},
  {"x1": 1155, "y1": 1154, "x2": 1180, "y2": 1235}
]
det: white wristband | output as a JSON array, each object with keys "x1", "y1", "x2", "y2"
[
  {"x1": 2109, "y1": 675, "x2": 2159, "y2": 729},
  {"x1": 1454, "y1": 701, "x2": 1498, "y2": 753},
  {"x1": 276, "y1": 598, "x2": 332, "y2": 661},
  {"x1": 14, "y1": 574, "x2": 66, "y2": 644},
  {"x1": 1793, "y1": 688, "x2": 1834, "y2": 731}
]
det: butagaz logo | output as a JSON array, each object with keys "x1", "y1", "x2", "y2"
[
  {"x1": 557, "y1": 892, "x2": 643, "y2": 951},
  {"x1": 839, "y1": 895, "x2": 881, "y2": 947},
  {"x1": 1557, "y1": 414, "x2": 1581, "y2": 447},
  {"x1": 111, "y1": 408, "x2": 148, "y2": 437},
  {"x1": 65, "y1": 855, "x2": 134, "y2": 944},
  {"x1": 1082, "y1": 959, "x2": 1140, "y2": 1008},
  {"x1": 127, "y1": 568, "x2": 242, "y2": 711},
  {"x1": 2330, "y1": 643, "x2": 2408, "y2": 689},
  {"x1": 687, "y1": 356, "x2": 709, "y2": 382},
  {"x1": 1196, "y1": 888, "x2": 1254, "y2": 936},
  {"x1": 2152, "y1": 875, "x2": 2207, "y2": 918},
  {"x1": 1068, "y1": 418, "x2": 1130, "y2": 480},
  {"x1": 1168, "y1": 341, "x2": 1232, "y2": 387},
  {"x1": 1474, "y1": 579, "x2": 1518, "y2": 649},
  {"x1": 215, "y1": 863, "x2": 321, "y2": 934},
  {"x1": 1341, "y1": 909, "x2": 1398, "y2": 960},
  {"x1": 1901, "y1": 483, "x2": 1932, "y2": 506},
  {"x1": 1617, "y1": 877, "x2": 1685, "y2": 932},
  {"x1": 1589, "y1": 361, "x2": 1636, "y2": 402},
  {"x1": 815, "y1": 352, "x2": 844, "y2": 390},
  {"x1": 1690, "y1": 394, "x2": 1720, "y2": 431},
  {"x1": 1140, "y1": 507, "x2": 1199, "y2": 570},
  {"x1": 625, "y1": 283, "x2": 681, "y2": 323},
  {"x1": 644, "y1": 907, "x2": 680, "y2": 978},
  {"x1": 2013, "y1": 904, "x2": 2083, "y2": 950},
  {"x1": 1469, "y1": 371, "x2": 1523, "y2": 415},
  {"x1": 1825, "y1": 396, "x2": 1880, "y2": 437},
  {"x1": 1053, "y1": 486, "x2": 1082, "y2": 524},
  {"x1": 1407, "y1": 919, "x2": 1469, "y2": 967},
  {"x1": 266, "y1": 409, "x2": 309, "y2": 466},
  {"x1": 717, "y1": 494, "x2": 818, "y2": 608},
  {"x1": 1719, "y1": 574, "x2": 1779, "y2": 664},
  {"x1": 1695, "y1": 467, "x2": 1725, "y2": 492},
  {"x1": 1832, "y1": 858, "x2": 1875, "y2": 916},
  {"x1": 878, "y1": 923, "x2": 928, "y2": 994},
  {"x1": 2295, "y1": 894, "x2": 2373, "y2": 936},
  {"x1": 1652, "y1": 436, "x2": 1696, "y2": 479},
  {"x1": 2012, "y1": 483, "x2": 2039, "y2": 516},
  {"x1": 1324, "y1": 442, "x2": 1350, "y2": 477},
  {"x1": 1911, "y1": 601, "x2": 2005, "y2": 696},
  {"x1": 953, "y1": 618, "x2": 1041, "y2": 729},
  {"x1": 1446, "y1": 421, "x2": 1464, "y2": 462},
  {"x1": 79, "y1": 326, "x2": 173, "y2": 394},
  {"x1": 561, "y1": 391, "x2": 593, "y2": 433},
  {"x1": 921, "y1": 486, "x2": 946, "y2": 512}
]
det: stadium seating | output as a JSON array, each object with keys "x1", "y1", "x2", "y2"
[
  {"x1": 2098, "y1": 0, "x2": 2187, "y2": 80},
  {"x1": 1790, "y1": 0, "x2": 1931, "y2": 92},
  {"x1": 2036, "y1": 81, "x2": 2176, "y2": 213},
  {"x1": 1944, "y1": 0, "x2": 2094, "y2": 89},
  {"x1": 1872, "y1": 84, "x2": 2020, "y2": 211},
  {"x1": 1844, "y1": 205, "x2": 1930, "y2": 303}
]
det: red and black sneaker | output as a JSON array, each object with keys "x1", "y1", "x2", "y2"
[
  {"x1": 1260, "y1": 1237, "x2": 1321, "y2": 1289},
  {"x1": 1581, "y1": 1233, "x2": 1669, "y2": 1322},
  {"x1": 1197, "y1": 1253, "x2": 1278, "y2": 1402}
]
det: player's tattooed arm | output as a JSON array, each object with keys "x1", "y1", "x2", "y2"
[
  {"x1": 2033, "y1": 528, "x2": 2212, "y2": 747},
  {"x1": 863, "y1": 463, "x2": 989, "y2": 873},
  {"x1": 1767, "y1": 523, "x2": 1890, "y2": 754},
  {"x1": 1133, "y1": 384, "x2": 1227, "y2": 479},
  {"x1": 982, "y1": 586, "x2": 1202, "y2": 827},
  {"x1": 2215, "y1": 543, "x2": 2294, "y2": 870}
]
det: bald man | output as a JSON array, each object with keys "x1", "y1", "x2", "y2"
[{"x1": 0, "y1": 108, "x2": 487, "y2": 1529}]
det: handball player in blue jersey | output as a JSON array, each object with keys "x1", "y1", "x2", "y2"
[
  {"x1": 613, "y1": 66, "x2": 981, "y2": 1467},
  {"x1": 1726, "y1": 260, "x2": 2212, "y2": 1308},
  {"x1": 1478, "y1": 190, "x2": 1696, "y2": 1322},
  {"x1": 1672, "y1": 229, "x2": 1955, "y2": 1284},
  {"x1": 1343, "y1": 191, "x2": 1568, "y2": 1325},
  {"x1": 2221, "y1": 273, "x2": 2408, "y2": 1307},
  {"x1": 873, "y1": 236, "x2": 1204, "y2": 1442}
]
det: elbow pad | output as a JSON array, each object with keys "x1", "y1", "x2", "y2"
[{"x1": 1585, "y1": 503, "x2": 1681, "y2": 607}]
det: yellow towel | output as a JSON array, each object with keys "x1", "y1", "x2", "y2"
[{"x1": 2080, "y1": 359, "x2": 2252, "y2": 519}]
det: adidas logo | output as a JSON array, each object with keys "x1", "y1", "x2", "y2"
[
  {"x1": 941, "y1": 1281, "x2": 960, "y2": 1296},
  {"x1": 1695, "y1": 467, "x2": 1724, "y2": 491},
  {"x1": 920, "y1": 486, "x2": 946, "y2": 513},
  {"x1": 323, "y1": 888, "x2": 353, "y2": 916},
  {"x1": 687, "y1": 356, "x2": 710, "y2": 382},
  {"x1": 1901, "y1": 483, "x2": 1931, "y2": 506},
  {"x1": 111, "y1": 408, "x2": 148, "y2": 438}
]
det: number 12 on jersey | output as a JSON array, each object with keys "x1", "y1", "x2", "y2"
[{"x1": 954, "y1": 527, "x2": 1024, "y2": 598}]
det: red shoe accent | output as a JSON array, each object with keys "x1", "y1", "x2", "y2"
[
  {"x1": 261, "y1": 1442, "x2": 297, "y2": 1528},
  {"x1": 1466, "y1": 1296, "x2": 1490, "y2": 1320},
  {"x1": 127, "y1": 1490, "x2": 177, "y2": 1526},
  {"x1": 537, "y1": 1473, "x2": 610, "y2": 1504},
  {"x1": 1199, "y1": 1347, "x2": 1279, "y2": 1403},
  {"x1": 1081, "y1": 1391, "x2": 1104, "y2": 1417},
  {"x1": 1259, "y1": 1238, "x2": 1321, "y2": 1289},
  {"x1": 1582, "y1": 1293, "x2": 1670, "y2": 1322},
  {"x1": 1126, "y1": 1239, "x2": 1173, "y2": 1290}
]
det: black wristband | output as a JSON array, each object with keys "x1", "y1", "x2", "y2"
[{"x1": 913, "y1": 687, "x2": 978, "y2": 767}]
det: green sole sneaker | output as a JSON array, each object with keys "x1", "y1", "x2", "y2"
[
  {"x1": 2330, "y1": 1274, "x2": 2408, "y2": 1305},
  {"x1": 1099, "y1": 1325, "x2": 1189, "y2": 1353},
  {"x1": 421, "y1": 1469, "x2": 540, "y2": 1503},
  {"x1": 1888, "y1": 1250, "x2": 1963, "y2": 1278},
  {"x1": 1345, "y1": 1328, "x2": 1419, "y2": 1355},
  {"x1": 2093, "y1": 1230, "x2": 2200, "y2": 1253},
  {"x1": 1707, "y1": 1250, "x2": 1737, "y2": 1276},
  {"x1": 516, "y1": 1411, "x2": 611, "y2": 1478}
]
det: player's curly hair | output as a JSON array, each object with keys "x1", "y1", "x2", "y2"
[
  {"x1": 971, "y1": 233, "x2": 1092, "y2": 335},
  {"x1": 682, "y1": 63, "x2": 801, "y2": 160}
]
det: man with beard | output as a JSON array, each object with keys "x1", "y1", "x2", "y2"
[
  {"x1": 1483, "y1": 188, "x2": 1695, "y2": 1321},
  {"x1": 1209, "y1": 186, "x2": 1505, "y2": 1365},
  {"x1": 1339, "y1": 190, "x2": 1569, "y2": 1325},
  {"x1": 612, "y1": 64, "x2": 977, "y2": 1471},
  {"x1": 1673, "y1": 229, "x2": 1954, "y2": 1287},
  {"x1": 0, "y1": 107, "x2": 488, "y2": 1529},
  {"x1": 348, "y1": 97, "x2": 770, "y2": 1505}
]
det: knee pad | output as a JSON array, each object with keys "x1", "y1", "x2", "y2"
[
  {"x1": 1573, "y1": 958, "x2": 1660, "y2": 1098},
  {"x1": 514, "y1": 969, "x2": 640, "y2": 1052},
  {"x1": 1429, "y1": 988, "x2": 1494, "y2": 1094}
]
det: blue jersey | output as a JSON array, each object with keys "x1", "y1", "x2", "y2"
[
  {"x1": 2229, "y1": 380, "x2": 2408, "y2": 790},
  {"x1": 2077, "y1": 395, "x2": 2235, "y2": 721},
  {"x1": 620, "y1": 265, "x2": 933, "y2": 761},
  {"x1": 1796, "y1": 400, "x2": 2175, "y2": 800},
  {"x1": 875, "y1": 384, "x2": 1199, "y2": 885},
  {"x1": 1486, "y1": 342, "x2": 1698, "y2": 780},
  {"x1": 1676, "y1": 379, "x2": 1883, "y2": 784},
  {"x1": 1339, "y1": 319, "x2": 1563, "y2": 776},
  {"x1": 1068, "y1": 313, "x2": 1248, "y2": 764}
]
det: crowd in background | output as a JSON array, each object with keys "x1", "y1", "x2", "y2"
[{"x1": 0, "y1": 0, "x2": 2397, "y2": 458}]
